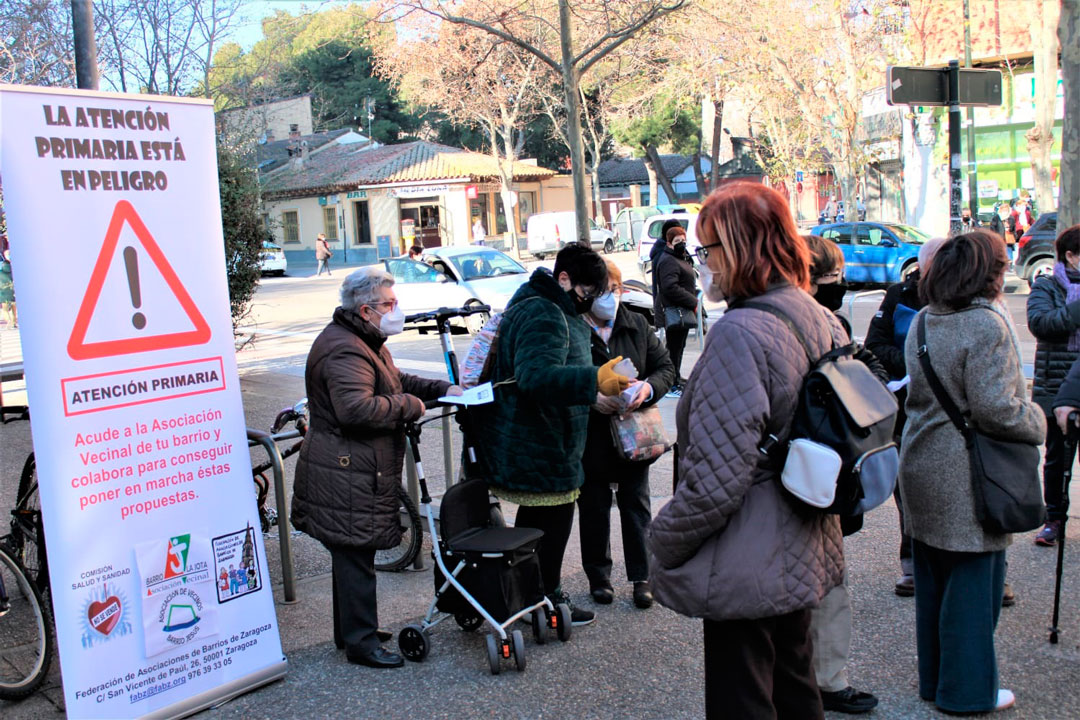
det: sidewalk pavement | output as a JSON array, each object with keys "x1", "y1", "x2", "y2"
[{"x1": 4, "y1": 325, "x2": 1080, "y2": 719}]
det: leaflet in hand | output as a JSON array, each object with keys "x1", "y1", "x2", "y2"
[
  {"x1": 887, "y1": 375, "x2": 910, "y2": 393},
  {"x1": 439, "y1": 382, "x2": 495, "y2": 406}
]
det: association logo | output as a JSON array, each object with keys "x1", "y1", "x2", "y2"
[
  {"x1": 164, "y1": 534, "x2": 190, "y2": 580},
  {"x1": 142, "y1": 532, "x2": 210, "y2": 596},
  {"x1": 80, "y1": 583, "x2": 133, "y2": 648},
  {"x1": 157, "y1": 587, "x2": 208, "y2": 648}
]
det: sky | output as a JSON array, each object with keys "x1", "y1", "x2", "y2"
[{"x1": 231, "y1": 0, "x2": 358, "y2": 50}]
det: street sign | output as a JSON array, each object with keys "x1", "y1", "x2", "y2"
[
  {"x1": 796, "y1": 170, "x2": 804, "y2": 183},
  {"x1": 886, "y1": 66, "x2": 1002, "y2": 107}
]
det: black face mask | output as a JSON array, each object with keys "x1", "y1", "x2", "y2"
[
  {"x1": 569, "y1": 290, "x2": 594, "y2": 315},
  {"x1": 814, "y1": 282, "x2": 848, "y2": 313},
  {"x1": 673, "y1": 241, "x2": 687, "y2": 256}
]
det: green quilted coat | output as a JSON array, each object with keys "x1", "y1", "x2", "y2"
[{"x1": 476, "y1": 268, "x2": 597, "y2": 493}]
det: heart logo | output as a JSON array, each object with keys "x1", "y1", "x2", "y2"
[{"x1": 88, "y1": 595, "x2": 122, "y2": 636}]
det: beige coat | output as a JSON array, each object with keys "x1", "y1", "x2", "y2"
[
  {"x1": 649, "y1": 285, "x2": 845, "y2": 621},
  {"x1": 900, "y1": 299, "x2": 1046, "y2": 553}
]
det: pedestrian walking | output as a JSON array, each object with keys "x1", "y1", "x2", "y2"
[
  {"x1": 856, "y1": 195, "x2": 866, "y2": 221},
  {"x1": 291, "y1": 267, "x2": 460, "y2": 669},
  {"x1": 652, "y1": 225, "x2": 697, "y2": 397},
  {"x1": 899, "y1": 230, "x2": 1044, "y2": 713},
  {"x1": 577, "y1": 258, "x2": 674, "y2": 610},
  {"x1": 961, "y1": 207, "x2": 979, "y2": 231},
  {"x1": 472, "y1": 217, "x2": 486, "y2": 245},
  {"x1": 315, "y1": 233, "x2": 333, "y2": 276},
  {"x1": 1027, "y1": 225, "x2": 1080, "y2": 547},
  {"x1": 824, "y1": 196, "x2": 838, "y2": 222},
  {"x1": 864, "y1": 238, "x2": 947, "y2": 597},
  {"x1": 650, "y1": 182, "x2": 844, "y2": 720},
  {"x1": 804, "y1": 235, "x2": 882, "y2": 715},
  {"x1": 473, "y1": 244, "x2": 631, "y2": 627}
]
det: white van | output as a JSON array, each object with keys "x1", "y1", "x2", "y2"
[
  {"x1": 526, "y1": 211, "x2": 615, "y2": 259},
  {"x1": 637, "y1": 213, "x2": 700, "y2": 279}
]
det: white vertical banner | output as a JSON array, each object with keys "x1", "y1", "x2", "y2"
[{"x1": 0, "y1": 84, "x2": 286, "y2": 718}]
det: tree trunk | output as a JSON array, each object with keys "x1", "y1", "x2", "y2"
[
  {"x1": 558, "y1": 0, "x2": 590, "y2": 246},
  {"x1": 501, "y1": 121, "x2": 518, "y2": 249},
  {"x1": 1028, "y1": 0, "x2": 1061, "y2": 213},
  {"x1": 692, "y1": 122, "x2": 708, "y2": 198},
  {"x1": 591, "y1": 163, "x2": 603, "y2": 225},
  {"x1": 643, "y1": 155, "x2": 659, "y2": 207},
  {"x1": 644, "y1": 145, "x2": 677, "y2": 205},
  {"x1": 709, "y1": 98, "x2": 724, "y2": 192},
  {"x1": 1061, "y1": 0, "x2": 1080, "y2": 229}
]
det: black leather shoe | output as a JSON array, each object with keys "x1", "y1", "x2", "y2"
[
  {"x1": 347, "y1": 647, "x2": 404, "y2": 669},
  {"x1": 376, "y1": 628, "x2": 393, "y2": 642},
  {"x1": 821, "y1": 687, "x2": 878, "y2": 714},
  {"x1": 590, "y1": 585, "x2": 614, "y2": 604},
  {"x1": 633, "y1": 581, "x2": 654, "y2": 609}
]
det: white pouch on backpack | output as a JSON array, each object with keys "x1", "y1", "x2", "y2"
[{"x1": 781, "y1": 438, "x2": 843, "y2": 508}]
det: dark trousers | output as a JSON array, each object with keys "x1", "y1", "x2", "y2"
[
  {"x1": 912, "y1": 540, "x2": 1005, "y2": 713},
  {"x1": 666, "y1": 325, "x2": 690, "y2": 385},
  {"x1": 514, "y1": 503, "x2": 576, "y2": 595},
  {"x1": 577, "y1": 472, "x2": 651, "y2": 586},
  {"x1": 1042, "y1": 416, "x2": 1072, "y2": 521},
  {"x1": 329, "y1": 546, "x2": 378, "y2": 656},
  {"x1": 703, "y1": 609, "x2": 823, "y2": 720},
  {"x1": 894, "y1": 487, "x2": 913, "y2": 574}
]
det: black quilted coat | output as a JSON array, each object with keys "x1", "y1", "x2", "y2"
[{"x1": 1027, "y1": 274, "x2": 1080, "y2": 414}]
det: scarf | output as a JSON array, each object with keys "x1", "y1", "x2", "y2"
[{"x1": 1053, "y1": 262, "x2": 1080, "y2": 351}]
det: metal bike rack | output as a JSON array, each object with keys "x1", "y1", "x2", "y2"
[
  {"x1": 247, "y1": 428, "x2": 298, "y2": 604},
  {"x1": 404, "y1": 437, "x2": 425, "y2": 570},
  {"x1": 843, "y1": 290, "x2": 887, "y2": 341}
]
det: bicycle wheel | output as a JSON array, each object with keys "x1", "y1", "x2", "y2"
[
  {"x1": 0, "y1": 543, "x2": 53, "y2": 701},
  {"x1": 10, "y1": 453, "x2": 48, "y2": 596},
  {"x1": 375, "y1": 487, "x2": 423, "y2": 572}
]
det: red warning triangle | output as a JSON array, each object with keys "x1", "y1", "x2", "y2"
[{"x1": 67, "y1": 200, "x2": 211, "y2": 360}]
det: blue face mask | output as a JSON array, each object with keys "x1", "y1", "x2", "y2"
[{"x1": 591, "y1": 291, "x2": 618, "y2": 321}]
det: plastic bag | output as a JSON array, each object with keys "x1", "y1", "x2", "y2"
[{"x1": 609, "y1": 406, "x2": 671, "y2": 463}]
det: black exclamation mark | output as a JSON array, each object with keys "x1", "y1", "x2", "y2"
[{"x1": 123, "y1": 246, "x2": 146, "y2": 330}]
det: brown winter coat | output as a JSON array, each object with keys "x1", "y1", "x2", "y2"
[
  {"x1": 291, "y1": 307, "x2": 450, "y2": 549},
  {"x1": 649, "y1": 284, "x2": 846, "y2": 621}
]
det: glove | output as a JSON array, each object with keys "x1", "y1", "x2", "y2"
[{"x1": 597, "y1": 356, "x2": 632, "y2": 397}]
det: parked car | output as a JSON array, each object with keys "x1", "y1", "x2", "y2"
[
  {"x1": 422, "y1": 245, "x2": 532, "y2": 315},
  {"x1": 811, "y1": 222, "x2": 930, "y2": 285},
  {"x1": 1015, "y1": 211, "x2": 1058, "y2": 286},
  {"x1": 382, "y1": 255, "x2": 480, "y2": 331},
  {"x1": 637, "y1": 213, "x2": 701, "y2": 280},
  {"x1": 526, "y1": 211, "x2": 616, "y2": 258},
  {"x1": 259, "y1": 241, "x2": 287, "y2": 276},
  {"x1": 611, "y1": 205, "x2": 692, "y2": 252}
]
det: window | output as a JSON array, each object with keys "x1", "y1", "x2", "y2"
[
  {"x1": 282, "y1": 211, "x2": 300, "y2": 244},
  {"x1": 821, "y1": 224, "x2": 852, "y2": 245},
  {"x1": 856, "y1": 226, "x2": 884, "y2": 246},
  {"x1": 494, "y1": 195, "x2": 509, "y2": 234},
  {"x1": 517, "y1": 191, "x2": 536, "y2": 231},
  {"x1": 322, "y1": 207, "x2": 339, "y2": 241},
  {"x1": 385, "y1": 258, "x2": 443, "y2": 284}
]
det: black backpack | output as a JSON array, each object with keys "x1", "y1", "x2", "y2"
[{"x1": 744, "y1": 301, "x2": 900, "y2": 516}]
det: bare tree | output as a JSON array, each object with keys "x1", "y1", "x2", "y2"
[
  {"x1": 1027, "y1": 0, "x2": 1061, "y2": 214},
  {"x1": 379, "y1": 0, "x2": 686, "y2": 245},
  {"x1": 0, "y1": 0, "x2": 76, "y2": 86},
  {"x1": 1061, "y1": 0, "x2": 1080, "y2": 229}
]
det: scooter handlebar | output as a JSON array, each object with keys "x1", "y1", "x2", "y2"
[{"x1": 405, "y1": 304, "x2": 492, "y2": 325}]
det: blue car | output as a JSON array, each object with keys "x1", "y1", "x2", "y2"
[{"x1": 810, "y1": 222, "x2": 931, "y2": 285}]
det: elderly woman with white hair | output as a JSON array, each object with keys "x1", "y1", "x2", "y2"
[{"x1": 291, "y1": 266, "x2": 461, "y2": 669}]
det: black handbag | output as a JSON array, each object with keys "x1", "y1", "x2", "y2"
[
  {"x1": 663, "y1": 306, "x2": 697, "y2": 330},
  {"x1": 915, "y1": 314, "x2": 1045, "y2": 534}
]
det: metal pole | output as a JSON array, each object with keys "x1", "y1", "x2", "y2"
[
  {"x1": 558, "y1": 0, "x2": 590, "y2": 246},
  {"x1": 948, "y1": 60, "x2": 964, "y2": 237},
  {"x1": 404, "y1": 437, "x2": 424, "y2": 570},
  {"x1": 70, "y1": 0, "x2": 100, "y2": 90},
  {"x1": 247, "y1": 429, "x2": 298, "y2": 604},
  {"x1": 442, "y1": 415, "x2": 455, "y2": 488},
  {"x1": 963, "y1": 0, "x2": 979, "y2": 219}
]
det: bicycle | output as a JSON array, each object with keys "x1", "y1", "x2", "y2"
[
  {"x1": 0, "y1": 539, "x2": 54, "y2": 701},
  {"x1": 250, "y1": 399, "x2": 423, "y2": 573},
  {"x1": 10, "y1": 453, "x2": 47, "y2": 599}
]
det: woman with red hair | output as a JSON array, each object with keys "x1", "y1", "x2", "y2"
[{"x1": 649, "y1": 182, "x2": 845, "y2": 719}]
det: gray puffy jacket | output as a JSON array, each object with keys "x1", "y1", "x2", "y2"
[{"x1": 649, "y1": 285, "x2": 845, "y2": 621}]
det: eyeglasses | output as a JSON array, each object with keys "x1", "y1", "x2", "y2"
[
  {"x1": 813, "y1": 271, "x2": 842, "y2": 282},
  {"x1": 694, "y1": 242, "x2": 724, "y2": 263},
  {"x1": 367, "y1": 299, "x2": 398, "y2": 311},
  {"x1": 574, "y1": 287, "x2": 601, "y2": 302}
]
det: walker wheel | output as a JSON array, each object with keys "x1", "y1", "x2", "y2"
[
  {"x1": 555, "y1": 603, "x2": 572, "y2": 642},
  {"x1": 511, "y1": 629, "x2": 526, "y2": 671},
  {"x1": 398, "y1": 624, "x2": 429, "y2": 662},
  {"x1": 454, "y1": 612, "x2": 483, "y2": 632},
  {"x1": 485, "y1": 633, "x2": 501, "y2": 675},
  {"x1": 531, "y1": 610, "x2": 547, "y2": 644}
]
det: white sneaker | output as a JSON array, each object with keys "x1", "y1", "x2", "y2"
[{"x1": 995, "y1": 689, "x2": 1015, "y2": 711}]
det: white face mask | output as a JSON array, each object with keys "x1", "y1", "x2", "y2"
[
  {"x1": 373, "y1": 304, "x2": 405, "y2": 336},
  {"x1": 698, "y1": 263, "x2": 725, "y2": 303},
  {"x1": 592, "y1": 291, "x2": 619, "y2": 321}
]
